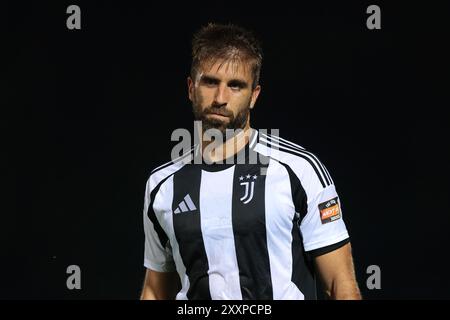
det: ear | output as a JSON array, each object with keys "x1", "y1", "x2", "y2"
[
  {"x1": 249, "y1": 85, "x2": 261, "y2": 109},
  {"x1": 187, "y1": 77, "x2": 194, "y2": 102}
]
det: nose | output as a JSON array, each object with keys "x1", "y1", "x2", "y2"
[{"x1": 213, "y1": 83, "x2": 229, "y2": 107}]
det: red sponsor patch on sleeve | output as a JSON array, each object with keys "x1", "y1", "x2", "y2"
[{"x1": 318, "y1": 197, "x2": 341, "y2": 224}]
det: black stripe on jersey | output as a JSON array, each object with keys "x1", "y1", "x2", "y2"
[
  {"x1": 172, "y1": 165, "x2": 211, "y2": 300},
  {"x1": 150, "y1": 146, "x2": 195, "y2": 175},
  {"x1": 260, "y1": 138, "x2": 328, "y2": 188},
  {"x1": 278, "y1": 162, "x2": 308, "y2": 220},
  {"x1": 147, "y1": 175, "x2": 172, "y2": 248},
  {"x1": 322, "y1": 164, "x2": 334, "y2": 185},
  {"x1": 291, "y1": 220, "x2": 317, "y2": 300},
  {"x1": 308, "y1": 238, "x2": 350, "y2": 258},
  {"x1": 262, "y1": 133, "x2": 332, "y2": 186},
  {"x1": 232, "y1": 155, "x2": 273, "y2": 299},
  {"x1": 278, "y1": 161, "x2": 317, "y2": 299}
]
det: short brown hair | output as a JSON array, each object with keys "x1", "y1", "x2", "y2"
[{"x1": 191, "y1": 23, "x2": 263, "y2": 89}]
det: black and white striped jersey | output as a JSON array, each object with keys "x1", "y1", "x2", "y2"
[{"x1": 143, "y1": 129, "x2": 350, "y2": 300}]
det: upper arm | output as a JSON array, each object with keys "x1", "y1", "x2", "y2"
[
  {"x1": 140, "y1": 268, "x2": 181, "y2": 300},
  {"x1": 287, "y1": 157, "x2": 359, "y2": 298}
]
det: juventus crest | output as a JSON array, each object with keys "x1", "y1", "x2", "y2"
[{"x1": 239, "y1": 174, "x2": 258, "y2": 204}]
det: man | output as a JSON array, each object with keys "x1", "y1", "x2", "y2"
[{"x1": 140, "y1": 23, "x2": 361, "y2": 300}]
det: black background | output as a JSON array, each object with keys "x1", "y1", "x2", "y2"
[{"x1": 4, "y1": 1, "x2": 450, "y2": 299}]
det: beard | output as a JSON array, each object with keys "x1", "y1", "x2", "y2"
[{"x1": 192, "y1": 99, "x2": 251, "y2": 137}]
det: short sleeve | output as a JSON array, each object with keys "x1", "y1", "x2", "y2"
[
  {"x1": 300, "y1": 184, "x2": 350, "y2": 252},
  {"x1": 143, "y1": 177, "x2": 176, "y2": 272}
]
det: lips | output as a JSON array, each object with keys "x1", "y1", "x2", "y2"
[
  {"x1": 208, "y1": 112, "x2": 228, "y2": 117},
  {"x1": 206, "y1": 110, "x2": 231, "y2": 117}
]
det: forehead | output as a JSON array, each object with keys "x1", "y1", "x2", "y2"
[{"x1": 197, "y1": 58, "x2": 253, "y2": 82}]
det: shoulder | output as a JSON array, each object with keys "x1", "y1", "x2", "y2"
[
  {"x1": 253, "y1": 131, "x2": 334, "y2": 194},
  {"x1": 145, "y1": 145, "x2": 197, "y2": 194}
]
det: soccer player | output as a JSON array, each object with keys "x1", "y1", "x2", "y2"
[{"x1": 140, "y1": 23, "x2": 361, "y2": 300}]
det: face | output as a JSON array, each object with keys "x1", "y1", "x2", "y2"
[{"x1": 188, "y1": 59, "x2": 261, "y2": 136}]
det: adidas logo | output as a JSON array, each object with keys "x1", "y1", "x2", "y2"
[{"x1": 174, "y1": 194, "x2": 197, "y2": 214}]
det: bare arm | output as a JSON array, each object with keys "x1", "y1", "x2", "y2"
[
  {"x1": 314, "y1": 242, "x2": 362, "y2": 300},
  {"x1": 140, "y1": 269, "x2": 181, "y2": 300}
]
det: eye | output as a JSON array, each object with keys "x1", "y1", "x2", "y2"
[
  {"x1": 202, "y1": 77, "x2": 218, "y2": 87},
  {"x1": 228, "y1": 81, "x2": 246, "y2": 91}
]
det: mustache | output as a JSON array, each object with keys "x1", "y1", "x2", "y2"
[{"x1": 203, "y1": 105, "x2": 234, "y2": 118}]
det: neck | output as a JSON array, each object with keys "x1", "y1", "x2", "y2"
[{"x1": 200, "y1": 122, "x2": 252, "y2": 163}]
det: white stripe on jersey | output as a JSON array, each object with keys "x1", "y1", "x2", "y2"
[
  {"x1": 249, "y1": 128, "x2": 259, "y2": 148},
  {"x1": 199, "y1": 167, "x2": 243, "y2": 300}
]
